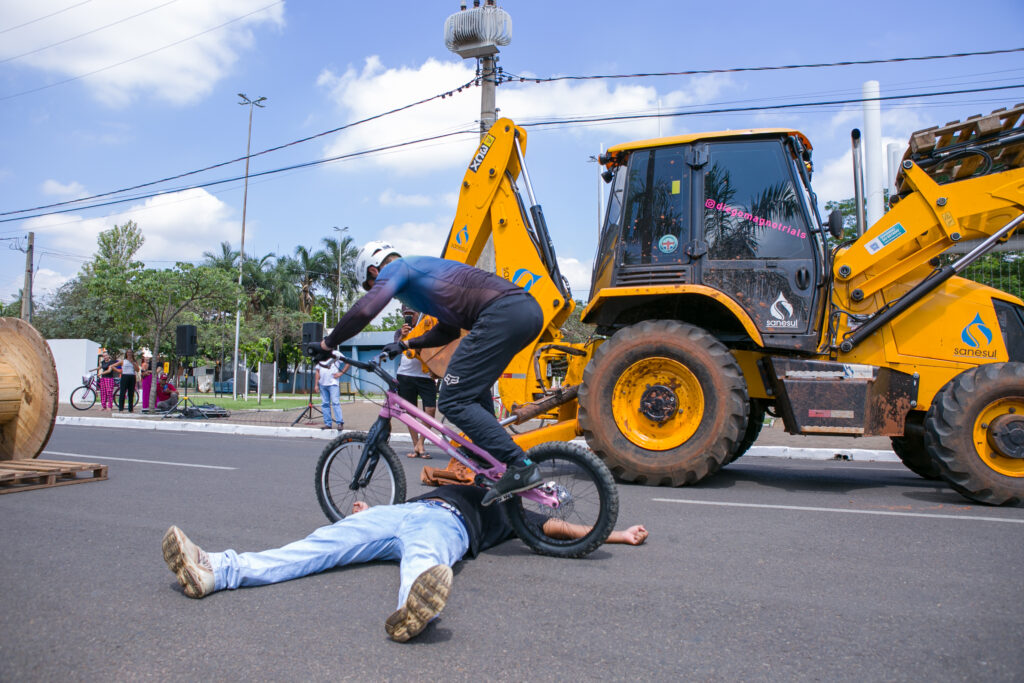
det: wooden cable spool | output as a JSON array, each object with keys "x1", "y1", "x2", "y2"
[{"x1": 0, "y1": 317, "x2": 59, "y2": 461}]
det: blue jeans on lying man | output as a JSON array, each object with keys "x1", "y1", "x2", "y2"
[{"x1": 207, "y1": 501, "x2": 470, "y2": 608}]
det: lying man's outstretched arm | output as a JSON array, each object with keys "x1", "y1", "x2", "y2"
[{"x1": 541, "y1": 519, "x2": 648, "y2": 545}]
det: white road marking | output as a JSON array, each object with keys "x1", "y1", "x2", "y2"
[
  {"x1": 43, "y1": 451, "x2": 237, "y2": 470},
  {"x1": 652, "y1": 497, "x2": 1024, "y2": 524}
]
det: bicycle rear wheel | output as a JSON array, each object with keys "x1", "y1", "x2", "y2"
[
  {"x1": 315, "y1": 432, "x2": 407, "y2": 522},
  {"x1": 508, "y1": 441, "x2": 618, "y2": 558},
  {"x1": 70, "y1": 385, "x2": 96, "y2": 410}
]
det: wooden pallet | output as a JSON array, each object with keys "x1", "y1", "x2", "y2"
[
  {"x1": 0, "y1": 459, "x2": 107, "y2": 494},
  {"x1": 897, "y1": 103, "x2": 1024, "y2": 191}
]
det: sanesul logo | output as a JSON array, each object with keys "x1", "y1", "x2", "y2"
[
  {"x1": 512, "y1": 268, "x2": 542, "y2": 292},
  {"x1": 954, "y1": 312, "x2": 997, "y2": 359},
  {"x1": 765, "y1": 292, "x2": 798, "y2": 328},
  {"x1": 961, "y1": 312, "x2": 993, "y2": 347}
]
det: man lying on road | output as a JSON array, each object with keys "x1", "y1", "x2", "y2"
[{"x1": 162, "y1": 483, "x2": 647, "y2": 642}]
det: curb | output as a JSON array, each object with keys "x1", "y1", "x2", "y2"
[{"x1": 54, "y1": 416, "x2": 898, "y2": 461}]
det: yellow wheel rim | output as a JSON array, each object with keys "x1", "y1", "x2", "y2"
[
  {"x1": 973, "y1": 398, "x2": 1024, "y2": 478},
  {"x1": 611, "y1": 357, "x2": 703, "y2": 451}
]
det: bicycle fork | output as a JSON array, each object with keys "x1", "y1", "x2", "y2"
[{"x1": 350, "y1": 416, "x2": 392, "y2": 490}]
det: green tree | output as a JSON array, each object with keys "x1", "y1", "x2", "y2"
[
  {"x1": 202, "y1": 241, "x2": 240, "y2": 272},
  {"x1": 91, "y1": 262, "x2": 238, "y2": 407},
  {"x1": 559, "y1": 300, "x2": 596, "y2": 343},
  {"x1": 321, "y1": 228, "x2": 360, "y2": 318},
  {"x1": 292, "y1": 245, "x2": 328, "y2": 315}
]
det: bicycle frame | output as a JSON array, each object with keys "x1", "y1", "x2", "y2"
[{"x1": 342, "y1": 353, "x2": 562, "y2": 509}]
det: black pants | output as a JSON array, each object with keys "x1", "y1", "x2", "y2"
[
  {"x1": 437, "y1": 292, "x2": 544, "y2": 465},
  {"x1": 119, "y1": 374, "x2": 136, "y2": 412}
]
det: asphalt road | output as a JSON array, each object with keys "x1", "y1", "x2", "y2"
[{"x1": 2, "y1": 426, "x2": 1022, "y2": 681}]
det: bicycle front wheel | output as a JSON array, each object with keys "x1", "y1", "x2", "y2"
[
  {"x1": 508, "y1": 441, "x2": 619, "y2": 558},
  {"x1": 315, "y1": 432, "x2": 407, "y2": 522},
  {"x1": 70, "y1": 385, "x2": 96, "y2": 410}
]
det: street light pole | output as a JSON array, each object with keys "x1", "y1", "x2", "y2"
[
  {"x1": 331, "y1": 225, "x2": 348, "y2": 322},
  {"x1": 232, "y1": 93, "x2": 266, "y2": 399}
]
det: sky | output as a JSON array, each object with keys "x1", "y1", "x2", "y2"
[{"x1": 1, "y1": 0, "x2": 1022, "y2": 309}]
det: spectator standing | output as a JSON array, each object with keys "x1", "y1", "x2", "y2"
[
  {"x1": 396, "y1": 310, "x2": 438, "y2": 459},
  {"x1": 118, "y1": 350, "x2": 138, "y2": 413},
  {"x1": 139, "y1": 353, "x2": 153, "y2": 412},
  {"x1": 93, "y1": 351, "x2": 119, "y2": 412},
  {"x1": 314, "y1": 357, "x2": 349, "y2": 430}
]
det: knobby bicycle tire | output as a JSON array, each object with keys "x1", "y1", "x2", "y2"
[
  {"x1": 507, "y1": 441, "x2": 619, "y2": 558},
  {"x1": 315, "y1": 432, "x2": 407, "y2": 522}
]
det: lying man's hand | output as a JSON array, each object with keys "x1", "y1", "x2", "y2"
[
  {"x1": 351, "y1": 501, "x2": 369, "y2": 515},
  {"x1": 611, "y1": 524, "x2": 648, "y2": 546}
]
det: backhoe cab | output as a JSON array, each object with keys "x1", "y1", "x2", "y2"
[{"x1": 575, "y1": 106, "x2": 1024, "y2": 505}]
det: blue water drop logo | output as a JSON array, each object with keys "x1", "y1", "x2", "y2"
[
  {"x1": 512, "y1": 268, "x2": 542, "y2": 292},
  {"x1": 961, "y1": 313, "x2": 993, "y2": 348}
]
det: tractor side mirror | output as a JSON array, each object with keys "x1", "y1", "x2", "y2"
[{"x1": 828, "y1": 209, "x2": 844, "y2": 239}]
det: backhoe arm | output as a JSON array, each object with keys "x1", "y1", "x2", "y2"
[
  {"x1": 832, "y1": 163, "x2": 1024, "y2": 346},
  {"x1": 434, "y1": 118, "x2": 577, "y2": 409}
]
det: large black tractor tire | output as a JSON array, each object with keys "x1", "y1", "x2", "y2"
[
  {"x1": 924, "y1": 362, "x2": 1024, "y2": 505},
  {"x1": 725, "y1": 398, "x2": 767, "y2": 465},
  {"x1": 578, "y1": 320, "x2": 749, "y2": 486},
  {"x1": 890, "y1": 411, "x2": 942, "y2": 480}
]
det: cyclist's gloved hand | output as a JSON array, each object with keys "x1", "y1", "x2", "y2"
[
  {"x1": 381, "y1": 340, "x2": 407, "y2": 359},
  {"x1": 304, "y1": 341, "x2": 332, "y2": 362}
]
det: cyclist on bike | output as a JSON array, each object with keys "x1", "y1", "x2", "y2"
[{"x1": 316, "y1": 240, "x2": 545, "y2": 506}]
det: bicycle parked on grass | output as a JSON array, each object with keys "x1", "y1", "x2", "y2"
[
  {"x1": 311, "y1": 350, "x2": 619, "y2": 558},
  {"x1": 69, "y1": 373, "x2": 140, "y2": 411}
]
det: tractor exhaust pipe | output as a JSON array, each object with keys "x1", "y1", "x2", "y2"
[{"x1": 851, "y1": 129, "x2": 867, "y2": 236}]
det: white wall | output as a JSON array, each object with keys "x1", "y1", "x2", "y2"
[{"x1": 47, "y1": 339, "x2": 100, "y2": 403}]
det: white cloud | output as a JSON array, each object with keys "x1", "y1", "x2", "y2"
[
  {"x1": 2, "y1": 267, "x2": 71, "y2": 303},
  {"x1": 317, "y1": 57, "x2": 735, "y2": 173},
  {"x1": 24, "y1": 187, "x2": 241, "y2": 269},
  {"x1": 376, "y1": 221, "x2": 452, "y2": 258},
  {"x1": 378, "y1": 189, "x2": 435, "y2": 207},
  {"x1": 0, "y1": 0, "x2": 284, "y2": 106},
  {"x1": 557, "y1": 256, "x2": 592, "y2": 299},
  {"x1": 41, "y1": 179, "x2": 87, "y2": 198}
]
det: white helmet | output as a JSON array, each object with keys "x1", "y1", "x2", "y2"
[{"x1": 354, "y1": 240, "x2": 400, "y2": 290}]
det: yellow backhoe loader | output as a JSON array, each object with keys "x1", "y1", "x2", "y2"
[{"x1": 423, "y1": 106, "x2": 1024, "y2": 506}]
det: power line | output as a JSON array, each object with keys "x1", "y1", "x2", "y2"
[
  {"x1": 0, "y1": 76, "x2": 478, "y2": 218},
  {"x1": 517, "y1": 83, "x2": 1024, "y2": 130},
  {"x1": 4, "y1": 82, "x2": 1023, "y2": 224},
  {"x1": 3, "y1": 83, "x2": 1021, "y2": 226},
  {"x1": 502, "y1": 47, "x2": 1024, "y2": 84},
  {"x1": 0, "y1": 1, "x2": 93, "y2": 35},
  {"x1": 0, "y1": 0, "x2": 283, "y2": 103},
  {"x1": 0, "y1": 128, "x2": 479, "y2": 224},
  {"x1": 0, "y1": 0, "x2": 181, "y2": 66}
]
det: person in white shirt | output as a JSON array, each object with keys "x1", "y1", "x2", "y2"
[
  {"x1": 396, "y1": 309, "x2": 439, "y2": 458},
  {"x1": 314, "y1": 357, "x2": 349, "y2": 430}
]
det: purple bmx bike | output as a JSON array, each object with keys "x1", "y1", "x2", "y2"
[{"x1": 312, "y1": 351, "x2": 619, "y2": 558}]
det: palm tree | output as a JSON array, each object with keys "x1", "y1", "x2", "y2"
[
  {"x1": 321, "y1": 229, "x2": 360, "y2": 318},
  {"x1": 202, "y1": 241, "x2": 240, "y2": 272},
  {"x1": 293, "y1": 245, "x2": 329, "y2": 315}
]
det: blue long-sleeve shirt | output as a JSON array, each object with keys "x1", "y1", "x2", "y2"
[{"x1": 323, "y1": 256, "x2": 523, "y2": 349}]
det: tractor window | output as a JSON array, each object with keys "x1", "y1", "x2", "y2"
[
  {"x1": 703, "y1": 140, "x2": 813, "y2": 260},
  {"x1": 620, "y1": 146, "x2": 689, "y2": 265},
  {"x1": 590, "y1": 165, "x2": 626, "y2": 295}
]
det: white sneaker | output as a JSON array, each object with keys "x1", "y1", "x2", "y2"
[
  {"x1": 384, "y1": 565, "x2": 452, "y2": 642},
  {"x1": 162, "y1": 525, "x2": 215, "y2": 598}
]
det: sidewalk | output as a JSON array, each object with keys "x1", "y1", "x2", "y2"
[{"x1": 55, "y1": 401, "x2": 899, "y2": 461}]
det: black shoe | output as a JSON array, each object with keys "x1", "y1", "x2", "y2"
[{"x1": 480, "y1": 459, "x2": 542, "y2": 506}]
